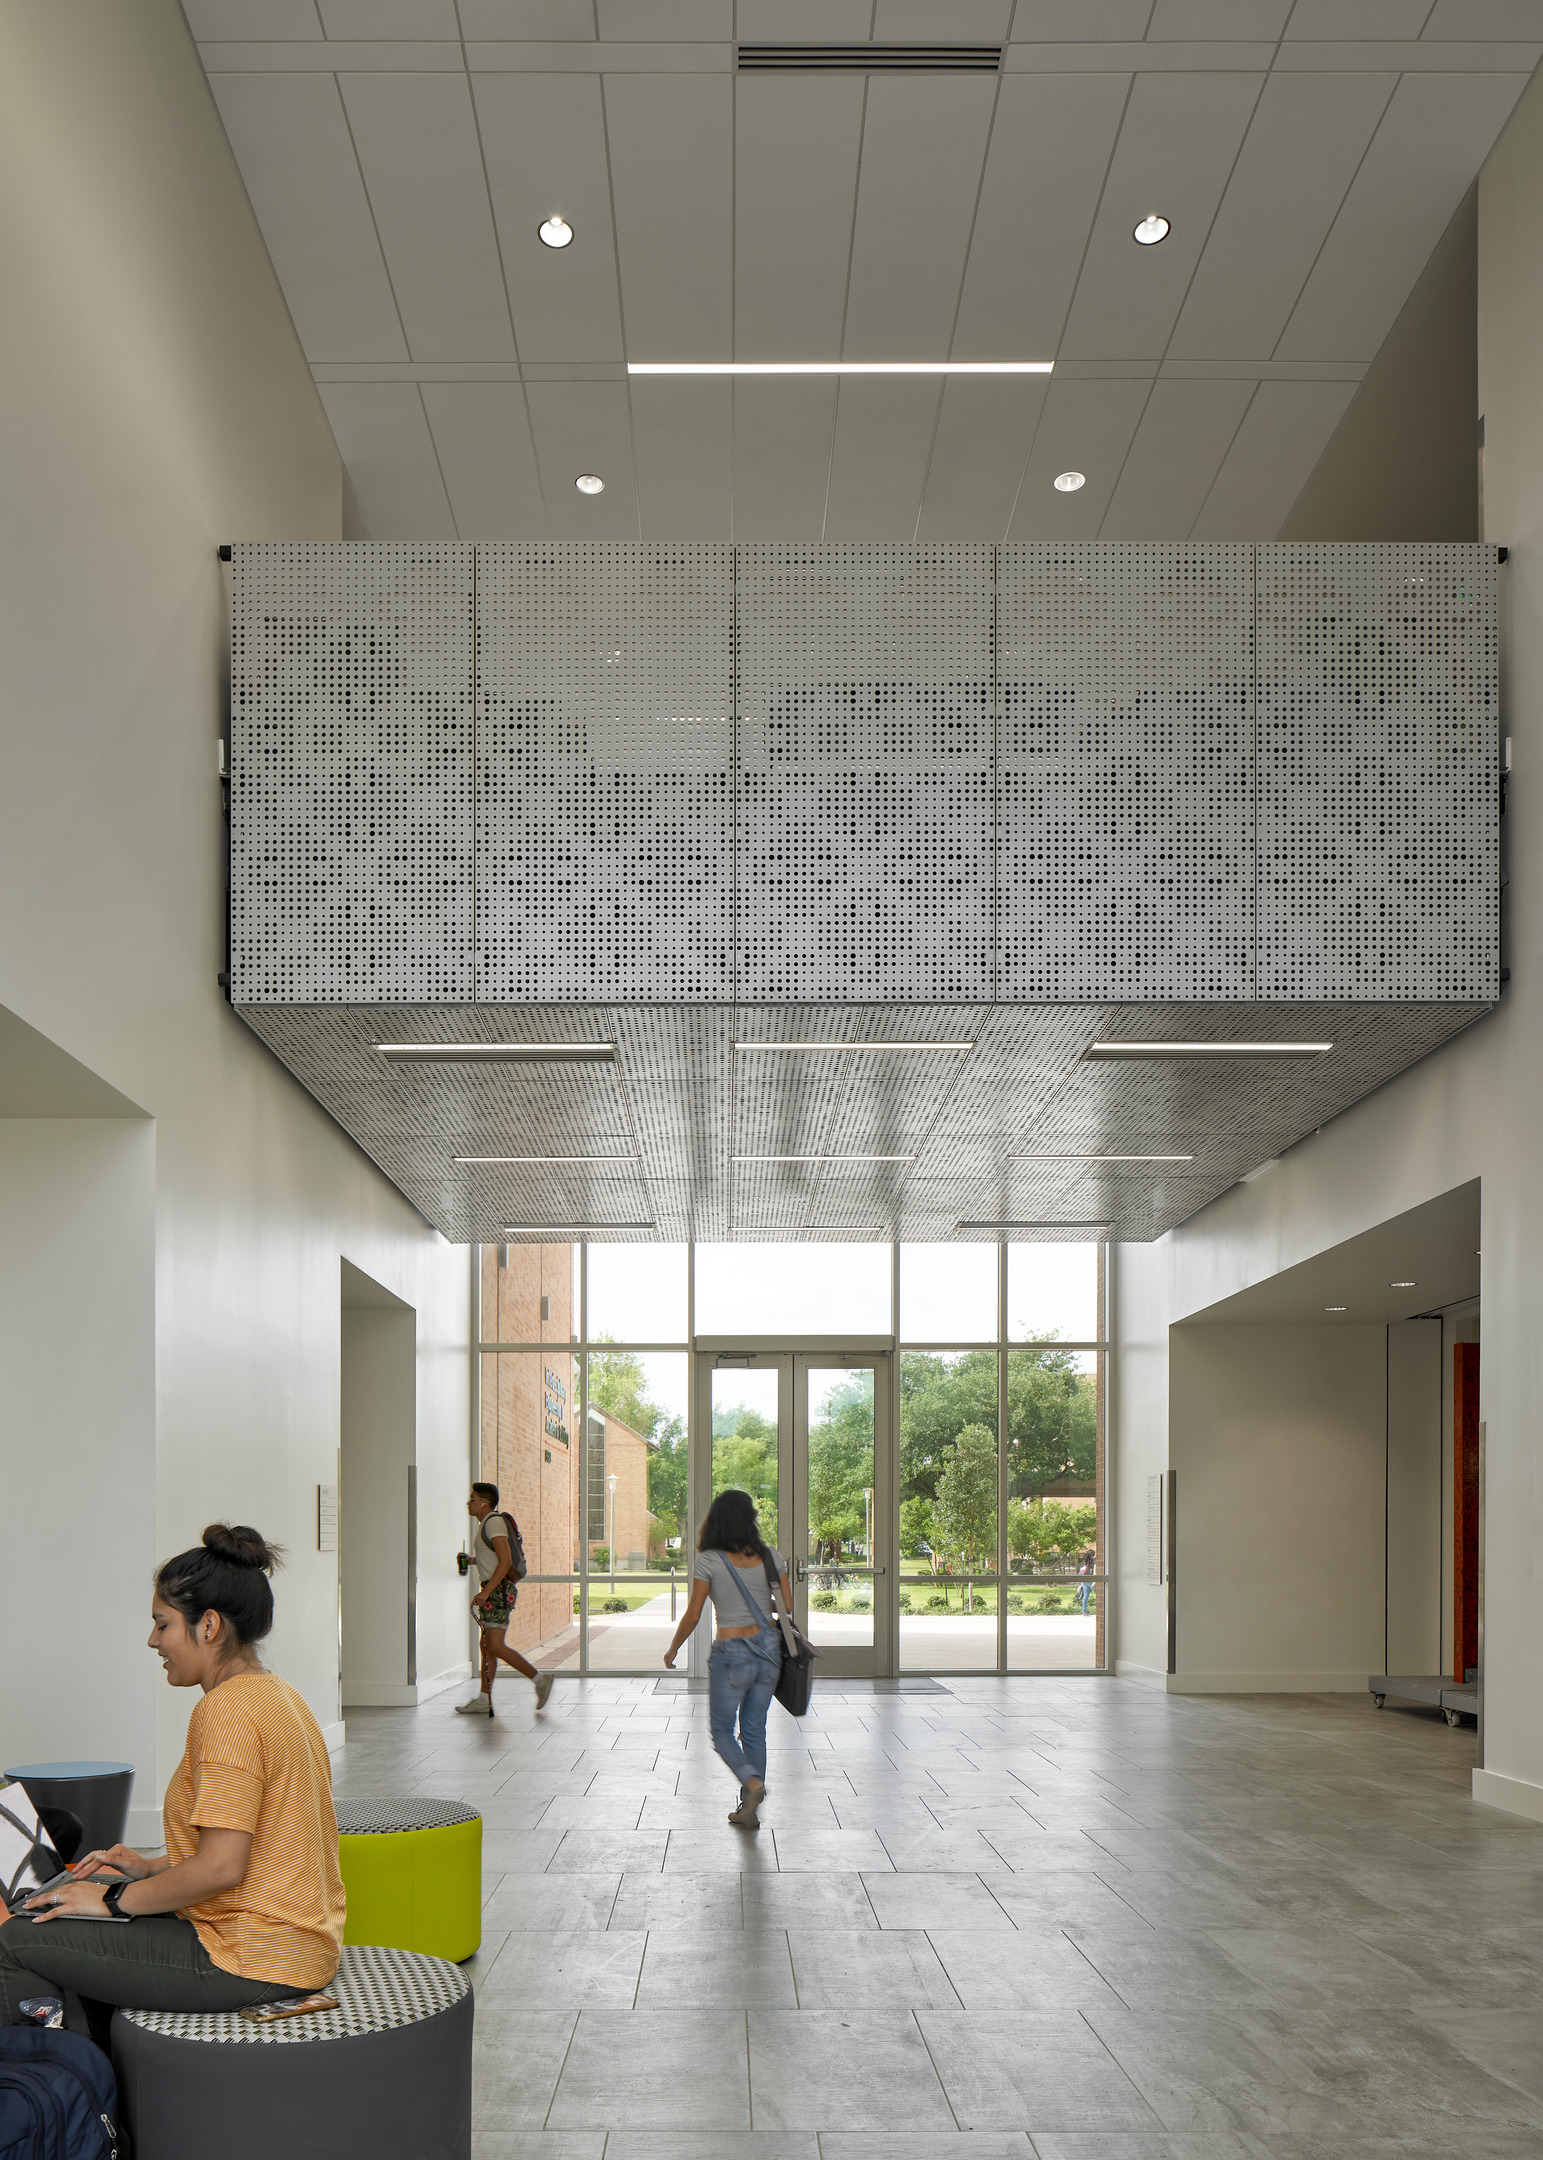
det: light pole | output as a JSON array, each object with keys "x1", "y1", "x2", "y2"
[{"x1": 608, "y1": 1473, "x2": 618, "y2": 1594}]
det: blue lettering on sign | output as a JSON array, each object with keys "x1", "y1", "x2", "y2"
[{"x1": 544, "y1": 1366, "x2": 569, "y2": 1445}]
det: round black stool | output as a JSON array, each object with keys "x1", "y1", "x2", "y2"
[{"x1": 111, "y1": 1944, "x2": 471, "y2": 2160}]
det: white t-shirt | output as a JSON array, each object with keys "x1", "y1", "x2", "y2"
[{"x1": 475, "y1": 1513, "x2": 511, "y2": 1586}]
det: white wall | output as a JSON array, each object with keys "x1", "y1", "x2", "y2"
[
  {"x1": 0, "y1": 1122, "x2": 157, "y2": 1820},
  {"x1": 0, "y1": 3, "x2": 469, "y2": 1836},
  {"x1": 1387, "y1": 1317, "x2": 1443, "y2": 1676},
  {"x1": 1168, "y1": 1323, "x2": 1387, "y2": 1691},
  {"x1": 1110, "y1": 63, "x2": 1543, "y2": 1815}
]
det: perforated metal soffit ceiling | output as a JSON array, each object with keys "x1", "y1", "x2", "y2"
[
  {"x1": 190, "y1": 4, "x2": 1541, "y2": 545},
  {"x1": 229, "y1": 537, "x2": 1497, "y2": 1244}
]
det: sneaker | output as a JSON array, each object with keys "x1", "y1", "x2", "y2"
[
  {"x1": 455, "y1": 1693, "x2": 494, "y2": 1716},
  {"x1": 533, "y1": 1671, "x2": 554, "y2": 1711},
  {"x1": 728, "y1": 1777, "x2": 766, "y2": 1829}
]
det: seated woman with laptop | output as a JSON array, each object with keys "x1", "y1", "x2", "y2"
[{"x1": 0, "y1": 1525, "x2": 345, "y2": 2036}]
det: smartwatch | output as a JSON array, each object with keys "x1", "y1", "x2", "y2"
[{"x1": 101, "y1": 1877, "x2": 133, "y2": 1919}]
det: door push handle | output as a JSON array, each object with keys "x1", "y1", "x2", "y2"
[{"x1": 795, "y1": 1559, "x2": 809, "y2": 1581}]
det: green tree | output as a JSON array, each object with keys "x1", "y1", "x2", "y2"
[
  {"x1": 711, "y1": 1404, "x2": 778, "y2": 1544},
  {"x1": 807, "y1": 1372, "x2": 873, "y2": 1558},
  {"x1": 588, "y1": 1349, "x2": 688, "y2": 1552},
  {"x1": 930, "y1": 1422, "x2": 998, "y2": 1611},
  {"x1": 899, "y1": 1493, "x2": 934, "y2": 1560},
  {"x1": 1005, "y1": 1347, "x2": 1096, "y2": 1496}
]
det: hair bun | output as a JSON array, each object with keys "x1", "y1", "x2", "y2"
[{"x1": 202, "y1": 1523, "x2": 282, "y2": 1575}]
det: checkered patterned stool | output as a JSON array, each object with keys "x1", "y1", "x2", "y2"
[
  {"x1": 110, "y1": 1944, "x2": 471, "y2": 2160},
  {"x1": 336, "y1": 1795, "x2": 482, "y2": 1962}
]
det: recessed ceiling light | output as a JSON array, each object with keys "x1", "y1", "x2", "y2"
[
  {"x1": 1133, "y1": 215, "x2": 1170, "y2": 246},
  {"x1": 575, "y1": 473, "x2": 605, "y2": 495},
  {"x1": 1325, "y1": 1304, "x2": 1348, "y2": 1313},
  {"x1": 736, "y1": 1154, "x2": 915, "y2": 1164},
  {"x1": 456, "y1": 1155, "x2": 634, "y2": 1165},
  {"x1": 734, "y1": 1040, "x2": 973, "y2": 1053},
  {"x1": 1054, "y1": 471, "x2": 1086, "y2": 493},
  {"x1": 1011, "y1": 1153, "x2": 1193, "y2": 1163},
  {"x1": 1085, "y1": 1041, "x2": 1332, "y2": 1062},
  {"x1": 627, "y1": 361, "x2": 1053, "y2": 376},
  {"x1": 538, "y1": 215, "x2": 574, "y2": 248},
  {"x1": 376, "y1": 1041, "x2": 614, "y2": 1064},
  {"x1": 1390, "y1": 1281, "x2": 1416, "y2": 1289}
]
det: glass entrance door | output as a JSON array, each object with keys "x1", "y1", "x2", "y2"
[
  {"x1": 697, "y1": 1347, "x2": 892, "y2": 1678},
  {"x1": 795, "y1": 1357, "x2": 888, "y2": 1678}
]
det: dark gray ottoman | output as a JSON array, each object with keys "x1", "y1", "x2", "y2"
[{"x1": 111, "y1": 1944, "x2": 470, "y2": 2160}]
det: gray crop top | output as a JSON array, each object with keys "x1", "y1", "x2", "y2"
[{"x1": 693, "y1": 1547, "x2": 786, "y2": 1623}]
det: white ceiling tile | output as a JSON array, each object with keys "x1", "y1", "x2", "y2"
[
  {"x1": 473, "y1": 73, "x2": 626, "y2": 363},
  {"x1": 731, "y1": 378, "x2": 838, "y2": 539},
  {"x1": 1424, "y1": 0, "x2": 1543, "y2": 31},
  {"x1": 207, "y1": 73, "x2": 408, "y2": 361},
  {"x1": 1059, "y1": 71, "x2": 1265, "y2": 361},
  {"x1": 1276, "y1": 71, "x2": 1527, "y2": 360},
  {"x1": 1100, "y1": 374, "x2": 1256, "y2": 537},
  {"x1": 915, "y1": 376, "x2": 1049, "y2": 539},
  {"x1": 1168, "y1": 71, "x2": 1396, "y2": 361},
  {"x1": 524, "y1": 378, "x2": 641, "y2": 535},
  {"x1": 952, "y1": 72, "x2": 1130, "y2": 360},
  {"x1": 735, "y1": 75, "x2": 865, "y2": 359},
  {"x1": 596, "y1": 0, "x2": 731, "y2": 32},
  {"x1": 340, "y1": 74, "x2": 517, "y2": 361},
  {"x1": 317, "y1": 382, "x2": 457, "y2": 534},
  {"x1": 318, "y1": 0, "x2": 456, "y2": 31},
  {"x1": 1188, "y1": 377, "x2": 1356, "y2": 537},
  {"x1": 1009, "y1": 0, "x2": 1152, "y2": 33},
  {"x1": 459, "y1": 0, "x2": 595, "y2": 30},
  {"x1": 1283, "y1": 0, "x2": 1430, "y2": 30},
  {"x1": 842, "y1": 75, "x2": 999, "y2": 358},
  {"x1": 735, "y1": 0, "x2": 871, "y2": 30},
  {"x1": 874, "y1": 0, "x2": 1013, "y2": 34},
  {"x1": 604, "y1": 74, "x2": 734, "y2": 358},
  {"x1": 421, "y1": 382, "x2": 549, "y2": 536},
  {"x1": 630, "y1": 378, "x2": 733, "y2": 537},
  {"x1": 183, "y1": 0, "x2": 322, "y2": 32},
  {"x1": 822, "y1": 377, "x2": 941, "y2": 537},
  {"x1": 1149, "y1": 0, "x2": 1290, "y2": 32},
  {"x1": 1005, "y1": 375, "x2": 1152, "y2": 538}
]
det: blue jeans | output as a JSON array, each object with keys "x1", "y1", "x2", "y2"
[{"x1": 708, "y1": 1631, "x2": 781, "y2": 1785}]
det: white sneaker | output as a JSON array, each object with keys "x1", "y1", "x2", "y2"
[
  {"x1": 533, "y1": 1672, "x2": 554, "y2": 1711},
  {"x1": 455, "y1": 1693, "x2": 493, "y2": 1716}
]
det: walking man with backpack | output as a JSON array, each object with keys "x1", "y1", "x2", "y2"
[{"x1": 456, "y1": 1484, "x2": 554, "y2": 1716}]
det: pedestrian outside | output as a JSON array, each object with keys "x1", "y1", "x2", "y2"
[
  {"x1": 456, "y1": 1483, "x2": 554, "y2": 1716},
  {"x1": 662, "y1": 1488, "x2": 792, "y2": 1829}
]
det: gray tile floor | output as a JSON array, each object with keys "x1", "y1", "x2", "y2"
[{"x1": 332, "y1": 1676, "x2": 1543, "y2": 2159}]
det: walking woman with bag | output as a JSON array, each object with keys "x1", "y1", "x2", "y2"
[{"x1": 662, "y1": 1489, "x2": 796, "y2": 1829}]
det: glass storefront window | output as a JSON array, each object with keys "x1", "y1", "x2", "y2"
[
  {"x1": 899, "y1": 1242, "x2": 996, "y2": 1342},
  {"x1": 693, "y1": 1242, "x2": 891, "y2": 1336},
  {"x1": 1007, "y1": 1241, "x2": 1099, "y2": 1343},
  {"x1": 584, "y1": 1351, "x2": 689, "y2": 1671},
  {"x1": 711, "y1": 1366, "x2": 780, "y2": 1546},
  {"x1": 1004, "y1": 1345, "x2": 1100, "y2": 1671},
  {"x1": 476, "y1": 1349, "x2": 580, "y2": 1672},
  {"x1": 899, "y1": 1349, "x2": 998, "y2": 1672},
  {"x1": 587, "y1": 1243, "x2": 688, "y2": 1344}
]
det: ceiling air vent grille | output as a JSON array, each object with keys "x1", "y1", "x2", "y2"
[{"x1": 737, "y1": 44, "x2": 1002, "y2": 72}]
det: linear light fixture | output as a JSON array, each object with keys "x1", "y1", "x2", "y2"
[
  {"x1": 1084, "y1": 1041, "x2": 1332, "y2": 1062},
  {"x1": 503, "y1": 1224, "x2": 650, "y2": 1235},
  {"x1": 629, "y1": 361, "x2": 1051, "y2": 376},
  {"x1": 735, "y1": 1040, "x2": 973, "y2": 1053},
  {"x1": 456, "y1": 1155, "x2": 635, "y2": 1165},
  {"x1": 956, "y1": 1220, "x2": 1111, "y2": 1233},
  {"x1": 1010, "y1": 1154, "x2": 1194, "y2": 1163},
  {"x1": 377, "y1": 1041, "x2": 614, "y2": 1064},
  {"x1": 735, "y1": 1154, "x2": 916, "y2": 1164},
  {"x1": 802, "y1": 1226, "x2": 887, "y2": 1234}
]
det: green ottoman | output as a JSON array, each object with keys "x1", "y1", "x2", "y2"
[{"x1": 336, "y1": 1798, "x2": 481, "y2": 1962}]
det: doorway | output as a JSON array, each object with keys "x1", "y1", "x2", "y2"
[
  {"x1": 340, "y1": 1259, "x2": 417, "y2": 1709},
  {"x1": 696, "y1": 1346, "x2": 893, "y2": 1678}
]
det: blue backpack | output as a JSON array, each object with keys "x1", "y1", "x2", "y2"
[{"x1": 0, "y1": 2028, "x2": 119, "y2": 2160}]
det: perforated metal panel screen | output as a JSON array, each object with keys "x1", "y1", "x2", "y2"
[
  {"x1": 1256, "y1": 544, "x2": 1499, "y2": 1002},
  {"x1": 735, "y1": 545, "x2": 994, "y2": 1002},
  {"x1": 230, "y1": 542, "x2": 474, "y2": 1004},
  {"x1": 476, "y1": 545, "x2": 733, "y2": 1003},
  {"x1": 998, "y1": 545, "x2": 1254, "y2": 1002}
]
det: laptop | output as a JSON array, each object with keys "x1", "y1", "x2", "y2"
[{"x1": 0, "y1": 1778, "x2": 129, "y2": 1922}]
